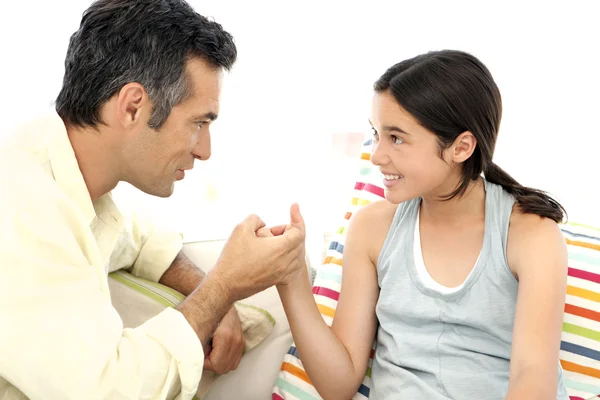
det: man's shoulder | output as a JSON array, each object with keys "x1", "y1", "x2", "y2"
[
  {"x1": 2, "y1": 117, "x2": 54, "y2": 172},
  {"x1": 1, "y1": 112, "x2": 65, "y2": 189},
  {"x1": 0, "y1": 142, "x2": 68, "y2": 222}
]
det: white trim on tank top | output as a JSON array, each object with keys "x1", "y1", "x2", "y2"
[{"x1": 414, "y1": 205, "x2": 481, "y2": 294}]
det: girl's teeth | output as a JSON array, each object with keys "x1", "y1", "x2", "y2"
[{"x1": 384, "y1": 174, "x2": 401, "y2": 180}]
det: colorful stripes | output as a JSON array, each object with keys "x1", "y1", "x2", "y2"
[
  {"x1": 561, "y1": 223, "x2": 600, "y2": 399},
  {"x1": 561, "y1": 341, "x2": 600, "y2": 362},
  {"x1": 281, "y1": 362, "x2": 312, "y2": 385},
  {"x1": 312, "y1": 286, "x2": 340, "y2": 301},
  {"x1": 567, "y1": 238, "x2": 600, "y2": 252},
  {"x1": 328, "y1": 241, "x2": 344, "y2": 253},
  {"x1": 561, "y1": 359, "x2": 600, "y2": 380},
  {"x1": 568, "y1": 285, "x2": 600, "y2": 303},
  {"x1": 316, "y1": 304, "x2": 335, "y2": 319},
  {"x1": 354, "y1": 182, "x2": 385, "y2": 198},
  {"x1": 323, "y1": 256, "x2": 343, "y2": 267},
  {"x1": 278, "y1": 346, "x2": 371, "y2": 399},
  {"x1": 565, "y1": 304, "x2": 600, "y2": 323},
  {"x1": 569, "y1": 267, "x2": 600, "y2": 285}
]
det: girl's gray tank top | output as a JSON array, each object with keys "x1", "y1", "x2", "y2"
[{"x1": 372, "y1": 178, "x2": 568, "y2": 399}]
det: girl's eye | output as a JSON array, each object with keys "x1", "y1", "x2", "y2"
[
  {"x1": 392, "y1": 135, "x2": 404, "y2": 145},
  {"x1": 371, "y1": 127, "x2": 379, "y2": 142}
]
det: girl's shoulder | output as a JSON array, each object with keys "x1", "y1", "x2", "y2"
[
  {"x1": 350, "y1": 199, "x2": 399, "y2": 231},
  {"x1": 348, "y1": 199, "x2": 400, "y2": 263},
  {"x1": 506, "y1": 205, "x2": 567, "y2": 279}
]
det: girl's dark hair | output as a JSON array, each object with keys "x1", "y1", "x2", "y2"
[{"x1": 374, "y1": 50, "x2": 566, "y2": 223}]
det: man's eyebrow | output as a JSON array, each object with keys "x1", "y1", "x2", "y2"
[
  {"x1": 193, "y1": 112, "x2": 218, "y2": 121},
  {"x1": 368, "y1": 119, "x2": 410, "y2": 135}
]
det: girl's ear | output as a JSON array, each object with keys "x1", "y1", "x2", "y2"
[{"x1": 451, "y1": 131, "x2": 477, "y2": 163}]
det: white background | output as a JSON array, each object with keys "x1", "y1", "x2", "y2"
[{"x1": 1, "y1": 0, "x2": 598, "y2": 265}]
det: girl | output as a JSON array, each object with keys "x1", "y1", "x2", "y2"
[{"x1": 276, "y1": 50, "x2": 569, "y2": 399}]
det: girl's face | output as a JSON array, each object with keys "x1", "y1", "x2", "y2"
[{"x1": 369, "y1": 91, "x2": 467, "y2": 204}]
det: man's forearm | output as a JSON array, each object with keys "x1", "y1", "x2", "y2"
[
  {"x1": 159, "y1": 251, "x2": 205, "y2": 296},
  {"x1": 176, "y1": 271, "x2": 234, "y2": 346},
  {"x1": 160, "y1": 251, "x2": 235, "y2": 346}
]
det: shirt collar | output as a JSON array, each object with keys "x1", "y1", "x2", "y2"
[{"x1": 43, "y1": 113, "x2": 97, "y2": 226}]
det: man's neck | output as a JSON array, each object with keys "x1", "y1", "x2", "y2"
[{"x1": 65, "y1": 124, "x2": 121, "y2": 201}]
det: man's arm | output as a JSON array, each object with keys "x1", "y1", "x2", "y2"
[
  {"x1": 159, "y1": 251, "x2": 246, "y2": 374},
  {"x1": 0, "y1": 191, "x2": 205, "y2": 399},
  {"x1": 159, "y1": 252, "x2": 205, "y2": 296}
]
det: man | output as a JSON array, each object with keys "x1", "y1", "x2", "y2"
[{"x1": 0, "y1": 0, "x2": 305, "y2": 399}]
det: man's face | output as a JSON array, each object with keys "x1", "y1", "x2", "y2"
[{"x1": 126, "y1": 57, "x2": 222, "y2": 197}]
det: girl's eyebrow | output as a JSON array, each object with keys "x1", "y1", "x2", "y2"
[{"x1": 369, "y1": 119, "x2": 411, "y2": 135}]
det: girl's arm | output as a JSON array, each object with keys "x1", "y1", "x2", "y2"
[
  {"x1": 277, "y1": 201, "x2": 390, "y2": 399},
  {"x1": 505, "y1": 210, "x2": 568, "y2": 400}
]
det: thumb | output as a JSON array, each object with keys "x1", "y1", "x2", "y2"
[
  {"x1": 289, "y1": 203, "x2": 305, "y2": 232},
  {"x1": 256, "y1": 226, "x2": 275, "y2": 237}
]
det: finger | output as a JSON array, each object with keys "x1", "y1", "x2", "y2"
[
  {"x1": 207, "y1": 338, "x2": 229, "y2": 374},
  {"x1": 289, "y1": 203, "x2": 305, "y2": 232},
  {"x1": 239, "y1": 214, "x2": 266, "y2": 232},
  {"x1": 232, "y1": 335, "x2": 245, "y2": 370},
  {"x1": 256, "y1": 226, "x2": 274, "y2": 237},
  {"x1": 204, "y1": 358, "x2": 214, "y2": 371},
  {"x1": 225, "y1": 333, "x2": 241, "y2": 372},
  {"x1": 232, "y1": 352, "x2": 242, "y2": 370},
  {"x1": 269, "y1": 224, "x2": 290, "y2": 236},
  {"x1": 203, "y1": 339, "x2": 213, "y2": 360}
]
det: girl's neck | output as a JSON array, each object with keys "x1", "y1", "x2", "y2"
[{"x1": 420, "y1": 177, "x2": 486, "y2": 225}]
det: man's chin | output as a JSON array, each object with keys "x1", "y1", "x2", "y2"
[{"x1": 136, "y1": 182, "x2": 175, "y2": 198}]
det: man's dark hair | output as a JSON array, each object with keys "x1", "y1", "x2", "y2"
[{"x1": 55, "y1": 0, "x2": 237, "y2": 129}]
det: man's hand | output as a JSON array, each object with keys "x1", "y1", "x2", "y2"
[
  {"x1": 176, "y1": 206, "x2": 305, "y2": 348},
  {"x1": 211, "y1": 209, "x2": 305, "y2": 302},
  {"x1": 204, "y1": 307, "x2": 245, "y2": 374}
]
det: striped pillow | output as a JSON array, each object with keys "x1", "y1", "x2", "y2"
[
  {"x1": 560, "y1": 223, "x2": 600, "y2": 399},
  {"x1": 272, "y1": 139, "x2": 600, "y2": 400}
]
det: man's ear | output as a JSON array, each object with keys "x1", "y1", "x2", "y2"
[
  {"x1": 115, "y1": 82, "x2": 149, "y2": 128},
  {"x1": 450, "y1": 131, "x2": 477, "y2": 163}
]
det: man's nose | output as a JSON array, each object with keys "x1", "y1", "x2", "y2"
[{"x1": 193, "y1": 131, "x2": 211, "y2": 161}]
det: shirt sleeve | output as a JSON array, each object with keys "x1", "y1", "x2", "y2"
[
  {"x1": 0, "y1": 181, "x2": 202, "y2": 399},
  {"x1": 113, "y1": 208, "x2": 184, "y2": 283}
]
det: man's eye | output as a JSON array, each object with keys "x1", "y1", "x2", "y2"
[{"x1": 196, "y1": 121, "x2": 205, "y2": 130}]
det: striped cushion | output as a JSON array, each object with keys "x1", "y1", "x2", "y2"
[
  {"x1": 272, "y1": 139, "x2": 600, "y2": 399},
  {"x1": 560, "y1": 224, "x2": 600, "y2": 399}
]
